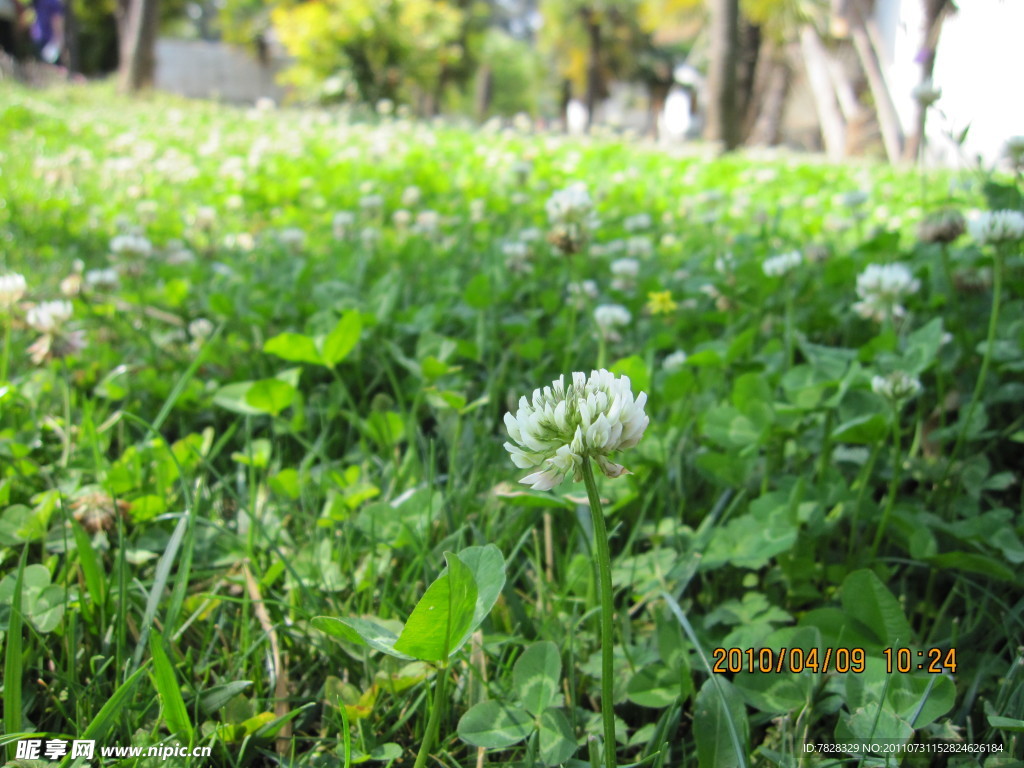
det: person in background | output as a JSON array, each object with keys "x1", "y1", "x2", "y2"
[{"x1": 30, "y1": 0, "x2": 62, "y2": 64}]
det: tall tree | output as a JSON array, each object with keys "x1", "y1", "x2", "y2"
[
  {"x1": 703, "y1": 0, "x2": 741, "y2": 149},
  {"x1": 117, "y1": 0, "x2": 161, "y2": 92},
  {"x1": 270, "y1": 0, "x2": 465, "y2": 110}
]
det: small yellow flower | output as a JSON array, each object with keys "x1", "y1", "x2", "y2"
[{"x1": 646, "y1": 290, "x2": 677, "y2": 315}]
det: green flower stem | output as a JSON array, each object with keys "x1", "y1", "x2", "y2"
[
  {"x1": 847, "y1": 442, "x2": 880, "y2": 559},
  {"x1": 412, "y1": 663, "x2": 450, "y2": 768},
  {"x1": 944, "y1": 246, "x2": 1003, "y2": 490},
  {"x1": 783, "y1": 281, "x2": 794, "y2": 372},
  {"x1": 0, "y1": 316, "x2": 10, "y2": 384},
  {"x1": 870, "y1": 405, "x2": 901, "y2": 560},
  {"x1": 581, "y1": 459, "x2": 617, "y2": 768}
]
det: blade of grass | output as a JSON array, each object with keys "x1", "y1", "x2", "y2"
[
  {"x1": 149, "y1": 629, "x2": 195, "y2": 743},
  {"x1": 660, "y1": 590, "x2": 748, "y2": 768},
  {"x1": 3, "y1": 547, "x2": 28, "y2": 762},
  {"x1": 58, "y1": 663, "x2": 150, "y2": 768},
  {"x1": 71, "y1": 518, "x2": 106, "y2": 625}
]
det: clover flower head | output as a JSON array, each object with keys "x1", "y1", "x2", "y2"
[
  {"x1": 1005, "y1": 136, "x2": 1024, "y2": 168},
  {"x1": 912, "y1": 79, "x2": 941, "y2": 107},
  {"x1": 546, "y1": 182, "x2": 594, "y2": 224},
  {"x1": 84, "y1": 268, "x2": 120, "y2": 290},
  {"x1": 359, "y1": 194, "x2": 384, "y2": 212},
  {"x1": 663, "y1": 350, "x2": 688, "y2": 373},
  {"x1": 714, "y1": 252, "x2": 735, "y2": 275},
  {"x1": 189, "y1": 317, "x2": 214, "y2": 340},
  {"x1": 546, "y1": 182, "x2": 599, "y2": 254},
  {"x1": 567, "y1": 279, "x2": 598, "y2": 308},
  {"x1": 0, "y1": 272, "x2": 27, "y2": 309},
  {"x1": 762, "y1": 250, "x2": 802, "y2": 277},
  {"x1": 401, "y1": 185, "x2": 421, "y2": 207},
  {"x1": 190, "y1": 205, "x2": 218, "y2": 230},
  {"x1": 594, "y1": 304, "x2": 631, "y2": 338},
  {"x1": 853, "y1": 263, "x2": 920, "y2": 322},
  {"x1": 918, "y1": 209, "x2": 965, "y2": 244},
  {"x1": 871, "y1": 370, "x2": 922, "y2": 404},
  {"x1": 332, "y1": 211, "x2": 356, "y2": 239},
  {"x1": 624, "y1": 213, "x2": 652, "y2": 232},
  {"x1": 626, "y1": 236, "x2": 653, "y2": 258},
  {"x1": 503, "y1": 241, "x2": 533, "y2": 274},
  {"x1": 967, "y1": 210, "x2": 1024, "y2": 244},
  {"x1": 504, "y1": 369, "x2": 649, "y2": 490},
  {"x1": 413, "y1": 210, "x2": 440, "y2": 235},
  {"x1": 277, "y1": 227, "x2": 306, "y2": 250},
  {"x1": 837, "y1": 190, "x2": 870, "y2": 209},
  {"x1": 110, "y1": 232, "x2": 153, "y2": 259},
  {"x1": 27, "y1": 300, "x2": 73, "y2": 334},
  {"x1": 611, "y1": 258, "x2": 640, "y2": 278}
]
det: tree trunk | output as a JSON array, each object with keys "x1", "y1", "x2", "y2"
[
  {"x1": 117, "y1": 0, "x2": 160, "y2": 93},
  {"x1": 799, "y1": 25, "x2": 846, "y2": 159},
  {"x1": 646, "y1": 81, "x2": 671, "y2": 140},
  {"x1": 475, "y1": 64, "x2": 493, "y2": 122},
  {"x1": 62, "y1": 0, "x2": 80, "y2": 76},
  {"x1": 704, "y1": 0, "x2": 741, "y2": 150},
  {"x1": 582, "y1": 7, "x2": 601, "y2": 132},
  {"x1": 848, "y1": 9, "x2": 903, "y2": 162},
  {"x1": 903, "y1": 0, "x2": 950, "y2": 162},
  {"x1": 746, "y1": 43, "x2": 790, "y2": 147}
]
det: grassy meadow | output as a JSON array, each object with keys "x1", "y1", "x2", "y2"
[{"x1": 0, "y1": 83, "x2": 1022, "y2": 767}]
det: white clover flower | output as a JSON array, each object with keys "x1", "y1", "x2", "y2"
[
  {"x1": 967, "y1": 210, "x2": 1024, "y2": 244},
  {"x1": 567, "y1": 279, "x2": 599, "y2": 305},
  {"x1": 190, "y1": 205, "x2": 217, "y2": 230},
  {"x1": 871, "y1": 370, "x2": 922, "y2": 404},
  {"x1": 912, "y1": 79, "x2": 941, "y2": 107},
  {"x1": 0, "y1": 272, "x2": 27, "y2": 309},
  {"x1": 360, "y1": 227, "x2": 380, "y2": 247},
  {"x1": 518, "y1": 227, "x2": 542, "y2": 243},
  {"x1": 502, "y1": 241, "x2": 530, "y2": 259},
  {"x1": 401, "y1": 185, "x2": 421, "y2": 207},
  {"x1": 714, "y1": 252, "x2": 735, "y2": 275},
  {"x1": 27, "y1": 300, "x2": 73, "y2": 333},
  {"x1": 392, "y1": 209, "x2": 412, "y2": 228},
  {"x1": 623, "y1": 213, "x2": 652, "y2": 232},
  {"x1": 277, "y1": 227, "x2": 306, "y2": 250},
  {"x1": 504, "y1": 369, "x2": 649, "y2": 490},
  {"x1": 663, "y1": 350, "x2": 688, "y2": 373},
  {"x1": 626, "y1": 236, "x2": 653, "y2": 258},
  {"x1": 853, "y1": 263, "x2": 920, "y2": 322},
  {"x1": 611, "y1": 258, "x2": 640, "y2": 277},
  {"x1": 837, "y1": 190, "x2": 870, "y2": 208},
  {"x1": 110, "y1": 233, "x2": 153, "y2": 259},
  {"x1": 333, "y1": 211, "x2": 356, "y2": 239},
  {"x1": 189, "y1": 317, "x2": 214, "y2": 340},
  {"x1": 502, "y1": 241, "x2": 533, "y2": 274},
  {"x1": 546, "y1": 182, "x2": 599, "y2": 254},
  {"x1": 359, "y1": 194, "x2": 384, "y2": 212},
  {"x1": 1005, "y1": 136, "x2": 1024, "y2": 168},
  {"x1": 84, "y1": 268, "x2": 120, "y2": 289},
  {"x1": 413, "y1": 210, "x2": 440, "y2": 235},
  {"x1": 762, "y1": 250, "x2": 802, "y2": 277},
  {"x1": 594, "y1": 304, "x2": 631, "y2": 337}
]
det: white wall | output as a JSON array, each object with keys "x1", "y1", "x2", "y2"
[
  {"x1": 878, "y1": 0, "x2": 1024, "y2": 167},
  {"x1": 155, "y1": 38, "x2": 287, "y2": 104}
]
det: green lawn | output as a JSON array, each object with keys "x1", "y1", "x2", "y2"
[{"x1": 0, "y1": 83, "x2": 1022, "y2": 767}]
